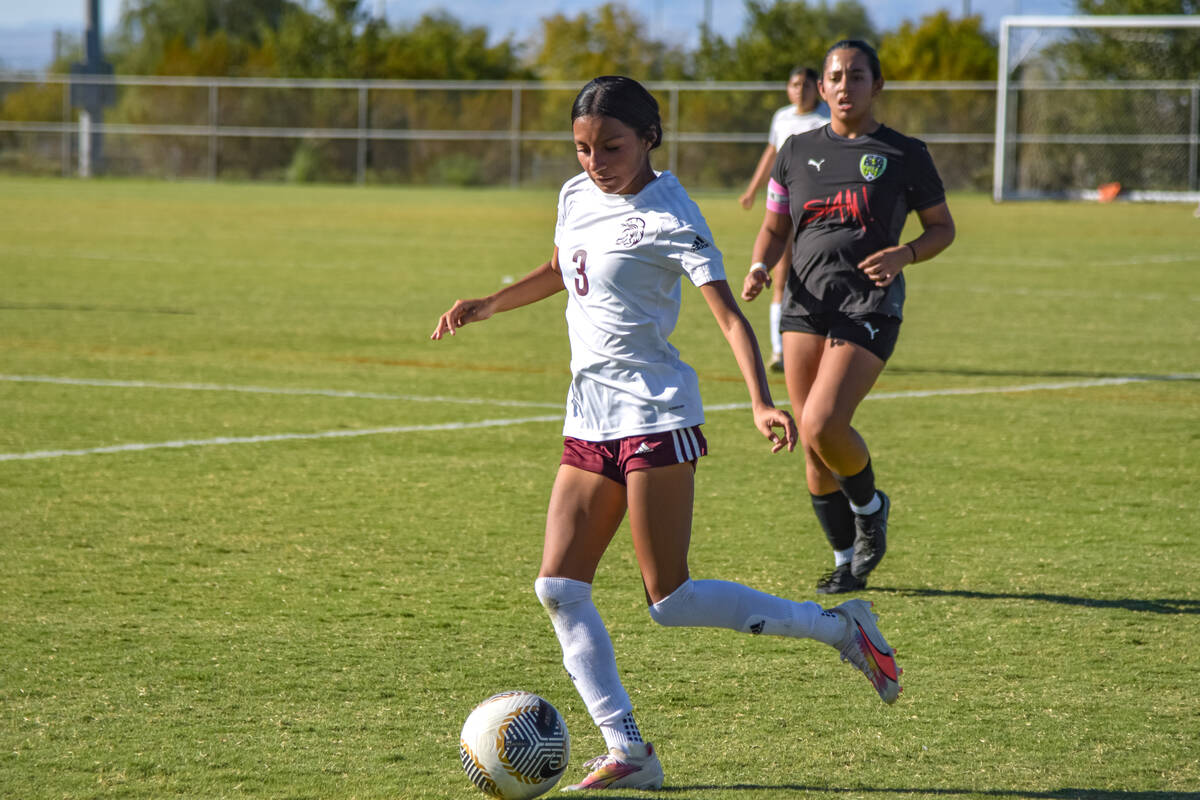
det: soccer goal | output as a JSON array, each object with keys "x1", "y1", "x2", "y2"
[{"x1": 993, "y1": 15, "x2": 1200, "y2": 203}]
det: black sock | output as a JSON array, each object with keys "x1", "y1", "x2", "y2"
[
  {"x1": 835, "y1": 459, "x2": 877, "y2": 509},
  {"x1": 811, "y1": 490, "x2": 856, "y2": 552}
]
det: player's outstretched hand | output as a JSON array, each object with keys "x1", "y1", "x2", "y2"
[
  {"x1": 754, "y1": 406, "x2": 797, "y2": 453},
  {"x1": 738, "y1": 191, "x2": 755, "y2": 210},
  {"x1": 741, "y1": 267, "x2": 771, "y2": 302},
  {"x1": 431, "y1": 297, "x2": 494, "y2": 340}
]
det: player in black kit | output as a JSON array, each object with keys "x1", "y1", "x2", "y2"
[{"x1": 742, "y1": 40, "x2": 956, "y2": 594}]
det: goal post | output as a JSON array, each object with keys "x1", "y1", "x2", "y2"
[{"x1": 993, "y1": 15, "x2": 1200, "y2": 203}]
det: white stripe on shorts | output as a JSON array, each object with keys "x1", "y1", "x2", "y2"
[
  {"x1": 670, "y1": 429, "x2": 686, "y2": 462},
  {"x1": 684, "y1": 427, "x2": 701, "y2": 460}
]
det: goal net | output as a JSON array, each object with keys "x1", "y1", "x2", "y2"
[{"x1": 993, "y1": 15, "x2": 1200, "y2": 203}]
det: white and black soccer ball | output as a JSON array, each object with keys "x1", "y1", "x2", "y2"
[{"x1": 459, "y1": 691, "x2": 570, "y2": 800}]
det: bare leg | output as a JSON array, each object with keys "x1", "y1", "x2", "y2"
[{"x1": 798, "y1": 339, "x2": 885, "y2": 479}]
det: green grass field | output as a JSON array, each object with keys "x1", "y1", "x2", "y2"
[{"x1": 1, "y1": 176, "x2": 1197, "y2": 800}]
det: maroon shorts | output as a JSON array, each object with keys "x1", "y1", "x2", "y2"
[{"x1": 560, "y1": 426, "x2": 708, "y2": 486}]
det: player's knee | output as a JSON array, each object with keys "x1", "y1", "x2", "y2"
[
  {"x1": 647, "y1": 578, "x2": 695, "y2": 627},
  {"x1": 800, "y1": 407, "x2": 843, "y2": 451},
  {"x1": 534, "y1": 576, "x2": 590, "y2": 617}
]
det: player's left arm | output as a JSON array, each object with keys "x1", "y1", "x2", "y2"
[
  {"x1": 857, "y1": 201, "x2": 955, "y2": 287},
  {"x1": 699, "y1": 279, "x2": 797, "y2": 453}
]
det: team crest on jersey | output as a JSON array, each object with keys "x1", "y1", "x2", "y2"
[
  {"x1": 860, "y1": 154, "x2": 887, "y2": 182},
  {"x1": 616, "y1": 217, "x2": 646, "y2": 247}
]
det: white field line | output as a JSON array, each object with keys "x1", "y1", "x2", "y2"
[
  {"x1": 1, "y1": 373, "x2": 1195, "y2": 463},
  {"x1": 707, "y1": 373, "x2": 1198, "y2": 411}
]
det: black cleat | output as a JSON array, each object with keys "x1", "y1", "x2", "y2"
[
  {"x1": 851, "y1": 491, "x2": 889, "y2": 579},
  {"x1": 815, "y1": 562, "x2": 866, "y2": 594}
]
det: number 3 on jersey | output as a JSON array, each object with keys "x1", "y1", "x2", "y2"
[{"x1": 571, "y1": 249, "x2": 589, "y2": 296}]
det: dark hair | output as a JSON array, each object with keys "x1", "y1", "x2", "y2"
[
  {"x1": 822, "y1": 39, "x2": 882, "y2": 82},
  {"x1": 789, "y1": 66, "x2": 818, "y2": 83},
  {"x1": 571, "y1": 76, "x2": 663, "y2": 150}
]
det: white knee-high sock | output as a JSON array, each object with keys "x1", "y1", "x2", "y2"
[
  {"x1": 648, "y1": 578, "x2": 846, "y2": 646},
  {"x1": 769, "y1": 301, "x2": 783, "y2": 356},
  {"x1": 534, "y1": 577, "x2": 632, "y2": 729}
]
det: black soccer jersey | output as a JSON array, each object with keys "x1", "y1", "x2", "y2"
[{"x1": 768, "y1": 124, "x2": 945, "y2": 319}]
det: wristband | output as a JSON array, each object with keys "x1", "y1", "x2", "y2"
[
  {"x1": 748, "y1": 261, "x2": 769, "y2": 275},
  {"x1": 905, "y1": 243, "x2": 918, "y2": 263}
]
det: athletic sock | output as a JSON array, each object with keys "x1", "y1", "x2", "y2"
[
  {"x1": 648, "y1": 578, "x2": 846, "y2": 647},
  {"x1": 810, "y1": 490, "x2": 856, "y2": 552},
  {"x1": 834, "y1": 547, "x2": 854, "y2": 567},
  {"x1": 534, "y1": 577, "x2": 633, "y2": 729},
  {"x1": 836, "y1": 459, "x2": 879, "y2": 512},
  {"x1": 769, "y1": 301, "x2": 783, "y2": 356},
  {"x1": 850, "y1": 493, "x2": 881, "y2": 516},
  {"x1": 601, "y1": 710, "x2": 644, "y2": 751}
]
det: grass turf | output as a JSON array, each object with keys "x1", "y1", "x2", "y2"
[{"x1": 1, "y1": 177, "x2": 1197, "y2": 799}]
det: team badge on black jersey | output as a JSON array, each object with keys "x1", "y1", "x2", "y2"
[
  {"x1": 860, "y1": 154, "x2": 887, "y2": 181},
  {"x1": 616, "y1": 217, "x2": 646, "y2": 247}
]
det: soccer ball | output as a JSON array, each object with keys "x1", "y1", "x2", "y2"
[{"x1": 459, "y1": 691, "x2": 570, "y2": 799}]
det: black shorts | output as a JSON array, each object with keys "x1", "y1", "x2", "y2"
[{"x1": 779, "y1": 311, "x2": 901, "y2": 362}]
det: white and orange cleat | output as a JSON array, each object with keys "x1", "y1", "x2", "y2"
[
  {"x1": 832, "y1": 598, "x2": 903, "y2": 704},
  {"x1": 562, "y1": 741, "x2": 664, "y2": 791}
]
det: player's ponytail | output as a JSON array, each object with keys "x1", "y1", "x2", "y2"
[{"x1": 571, "y1": 76, "x2": 663, "y2": 150}]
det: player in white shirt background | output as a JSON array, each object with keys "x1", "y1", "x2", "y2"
[
  {"x1": 432, "y1": 75, "x2": 900, "y2": 791},
  {"x1": 740, "y1": 67, "x2": 830, "y2": 372}
]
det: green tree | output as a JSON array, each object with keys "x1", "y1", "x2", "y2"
[
  {"x1": 879, "y1": 11, "x2": 996, "y2": 80},
  {"x1": 694, "y1": 0, "x2": 875, "y2": 81},
  {"x1": 377, "y1": 12, "x2": 527, "y2": 80},
  {"x1": 528, "y1": 3, "x2": 689, "y2": 81},
  {"x1": 115, "y1": 0, "x2": 295, "y2": 73}
]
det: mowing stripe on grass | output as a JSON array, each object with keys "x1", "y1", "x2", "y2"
[
  {"x1": 0, "y1": 374, "x2": 563, "y2": 409},
  {"x1": 0, "y1": 416, "x2": 564, "y2": 462},
  {"x1": 2, "y1": 373, "x2": 1194, "y2": 462}
]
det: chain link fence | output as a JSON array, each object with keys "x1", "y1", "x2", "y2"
[{"x1": 1, "y1": 74, "x2": 1000, "y2": 191}]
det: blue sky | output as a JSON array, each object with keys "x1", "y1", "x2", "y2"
[{"x1": 1, "y1": 0, "x2": 1076, "y2": 70}]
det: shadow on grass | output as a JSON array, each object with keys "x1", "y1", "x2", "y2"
[
  {"x1": 655, "y1": 788, "x2": 1199, "y2": 799},
  {"x1": 872, "y1": 587, "x2": 1199, "y2": 615}
]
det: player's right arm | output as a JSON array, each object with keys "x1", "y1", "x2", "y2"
[
  {"x1": 431, "y1": 248, "x2": 565, "y2": 340},
  {"x1": 741, "y1": 203, "x2": 791, "y2": 302},
  {"x1": 739, "y1": 144, "x2": 778, "y2": 210}
]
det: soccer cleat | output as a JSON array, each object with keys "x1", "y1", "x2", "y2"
[
  {"x1": 851, "y1": 491, "x2": 889, "y2": 579},
  {"x1": 768, "y1": 353, "x2": 784, "y2": 373},
  {"x1": 562, "y1": 742, "x2": 664, "y2": 791},
  {"x1": 832, "y1": 598, "x2": 901, "y2": 704},
  {"x1": 815, "y1": 562, "x2": 866, "y2": 594}
]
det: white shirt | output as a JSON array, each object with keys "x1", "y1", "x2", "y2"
[
  {"x1": 768, "y1": 103, "x2": 830, "y2": 150},
  {"x1": 553, "y1": 170, "x2": 725, "y2": 441}
]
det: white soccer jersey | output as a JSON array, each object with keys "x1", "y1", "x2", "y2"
[
  {"x1": 768, "y1": 103, "x2": 830, "y2": 150},
  {"x1": 553, "y1": 170, "x2": 726, "y2": 441}
]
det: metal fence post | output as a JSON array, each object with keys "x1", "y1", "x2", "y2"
[
  {"x1": 510, "y1": 85, "x2": 522, "y2": 187},
  {"x1": 668, "y1": 85, "x2": 679, "y2": 177},
  {"x1": 208, "y1": 82, "x2": 218, "y2": 180},
  {"x1": 358, "y1": 84, "x2": 368, "y2": 185},
  {"x1": 61, "y1": 80, "x2": 70, "y2": 177},
  {"x1": 1190, "y1": 83, "x2": 1199, "y2": 193}
]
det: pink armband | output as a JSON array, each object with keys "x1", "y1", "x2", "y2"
[{"x1": 766, "y1": 178, "x2": 790, "y2": 215}]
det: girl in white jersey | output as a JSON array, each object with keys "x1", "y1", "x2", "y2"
[{"x1": 432, "y1": 76, "x2": 901, "y2": 791}]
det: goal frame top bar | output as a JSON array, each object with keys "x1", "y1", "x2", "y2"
[{"x1": 1000, "y1": 15, "x2": 1200, "y2": 30}]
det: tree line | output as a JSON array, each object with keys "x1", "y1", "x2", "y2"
[{"x1": 1, "y1": 0, "x2": 1193, "y2": 190}]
